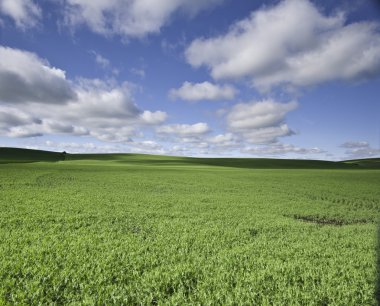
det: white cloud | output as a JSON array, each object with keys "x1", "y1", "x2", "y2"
[
  {"x1": 5, "y1": 121, "x2": 88, "y2": 138},
  {"x1": 127, "y1": 140, "x2": 167, "y2": 155},
  {"x1": 185, "y1": 0, "x2": 380, "y2": 90},
  {"x1": 226, "y1": 99, "x2": 297, "y2": 144},
  {"x1": 91, "y1": 126, "x2": 137, "y2": 143},
  {"x1": 0, "y1": 46, "x2": 76, "y2": 104},
  {"x1": 157, "y1": 123, "x2": 210, "y2": 137},
  {"x1": 0, "y1": 47, "x2": 167, "y2": 142},
  {"x1": 242, "y1": 143, "x2": 325, "y2": 155},
  {"x1": 227, "y1": 100, "x2": 298, "y2": 130},
  {"x1": 32, "y1": 79, "x2": 166, "y2": 141},
  {"x1": 140, "y1": 111, "x2": 168, "y2": 125},
  {"x1": 69, "y1": 79, "x2": 139, "y2": 120},
  {"x1": 209, "y1": 133, "x2": 234, "y2": 144},
  {"x1": 239, "y1": 125, "x2": 295, "y2": 144},
  {"x1": 169, "y1": 81, "x2": 236, "y2": 101},
  {"x1": 160, "y1": 100, "x2": 298, "y2": 151},
  {"x1": 208, "y1": 133, "x2": 238, "y2": 148},
  {"x1": 63, "y1": 0, "x2": 224, "y2": 38},
  {"x1": 0, "y1": 0, "x2": 41, "y2": 29},
  {"x1": 0, "y1": 105, "x2": 40, "y2": 128}
]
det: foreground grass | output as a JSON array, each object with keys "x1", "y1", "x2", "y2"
[{"x1": 0, "y1": 155, "x2": 379, "y2": 304}]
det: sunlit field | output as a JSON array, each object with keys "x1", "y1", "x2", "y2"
[{"x1": 0, "y1": 149, "x2": 379, "y2": 304}]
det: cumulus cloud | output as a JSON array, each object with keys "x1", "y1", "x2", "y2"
[
  {"x1": 185, "y1": 0, "x2": 380, "y2": 90},
  {"x1": 239, "y1": 125, "x2": 295, "y2": 145},
  {"x1": 140, "y1": 111, "x2": 168, "y2": 125},
  {"x1": 209, "y1": 133, "x2": 234, "y2": 143},
  {"x1": 227, "y1": 100, "x2": 298, "y2": 130},
  {"x1": 0, "y1": 47, "x2": 167, "y2": 142},
  {"x1": 242, "y1": 143, "x2": 325, "y2": 156},
  {"x1": 32, "y1": 79, "x2": 166, "y2": 140},
  {"x1": 156, "y1": 123, "x2": 210, "y2": 137},
  {"x1": 0, "y1": 105, "x2": 40, "y2": 128},
  {"x1": 0, "y1": 77, "x2": 167, "y2": 140},
  {"x1": 68, "y1": 79, "x2": 139, "y2": 120},
  {"x1": 0, "y1": 46, "x2": 76, "y2": 104},
  {"x1": 169, "y1": 81, "x2": 236, "y2": 101},
  {"x1": 226, "y1": 100, "x2": 297, "y2": 144},
  {"x1": 151, "y1": 99, "x2": 299, "y2": 153},
  {"x1": 0, "y1": 0, "x2": 41, "y2": 29},
  {"x1": 198, "y1": 133, "x2": 240, "y2": 152},
  {"x1": 62, "y1": 0, "x2": 224, "y2": 38}
]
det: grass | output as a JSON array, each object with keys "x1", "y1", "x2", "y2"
[{"x1": 0, "y1": 148, "x2": 379, "y2": 304}]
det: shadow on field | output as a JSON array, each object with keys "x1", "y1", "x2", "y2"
[
  {"x1": 377, "y1": 223, "x2": 380, "y2": 305},
  {"x1": 67, "y1": 154, "x2": 359, "y2": 170}
]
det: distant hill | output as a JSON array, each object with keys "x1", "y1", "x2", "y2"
[
  {"x1": 0, "y1": 147, "x2": 66, "y2": 163},
  {"x1": 2, "y1": 147, "x2": 379, "y2": 169},
  {"x1": 342, "y1": 158, "x2": 380, "y2": 169},
  {"x1": 65, "y1": 153, "x2": 356, "y2": 169}
]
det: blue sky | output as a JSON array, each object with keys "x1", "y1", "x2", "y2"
[{"x1": 0, "y1": 0, "x2": 379, "y2": 160}]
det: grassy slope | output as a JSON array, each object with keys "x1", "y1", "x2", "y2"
[
  {"x1": 67, "y1": 153, "x2": 357, "y2": 169},
  {"x1": 0, "y1": 147, "x2": 379, "y2": 303},
  {"x1": 0, "y1": 158, "x2": 379, "y2": 304},
  {"x1": 2, "y1": 147, "x2": 377, "y2": 169}
]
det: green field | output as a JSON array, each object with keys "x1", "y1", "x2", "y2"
[{"x1": 0, "y1": 148, "x2": 379, "y2": 305}]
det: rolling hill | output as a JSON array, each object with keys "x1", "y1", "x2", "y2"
[{"x1": 1, "y1": 147, "x2": 378, "y2": 169}]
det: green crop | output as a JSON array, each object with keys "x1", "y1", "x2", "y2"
[{"x1": 0, "y1": 152, "x2": 379, "y2": 305}]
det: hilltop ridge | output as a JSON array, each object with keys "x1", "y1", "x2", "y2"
[{"x1": 1, "y1": 147, "x2": 379, "y2": 169}]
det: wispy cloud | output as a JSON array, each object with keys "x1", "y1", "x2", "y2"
[
  {"x1": 130, "y1": 68, "x2": 145, "y2": 79},
  {"x1": 62, "y1": 0, "x2": 225, "y2": 39},
  {"x1": 90, "y1": 50, "x2": 119, "y2": 75},
  {"x1": 0, "y1": 0, "x2": 41, "y2": 29}
]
